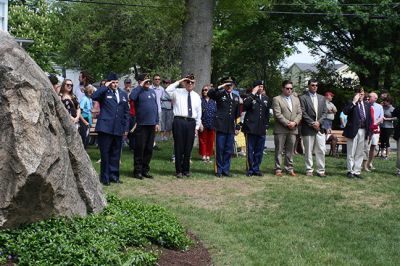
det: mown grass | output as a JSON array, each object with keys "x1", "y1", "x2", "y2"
[{"x1": 88, "y1": 139, "x2": 400, "y2": 265}]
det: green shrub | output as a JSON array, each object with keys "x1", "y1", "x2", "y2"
[{"x1": 0, "y1": 195, "x2": 190, "y2": 265}]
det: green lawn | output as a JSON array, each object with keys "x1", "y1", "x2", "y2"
[{"x1": 88, "y1": 140, "x2": 400, "y2": 265}]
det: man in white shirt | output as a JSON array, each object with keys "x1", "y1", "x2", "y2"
[
  {"x1": 166, "y1": 74, "x2": 202, "y2": 178},
  {"x1": 363, "y1": 92, "x2": 383, "y2": 171}
]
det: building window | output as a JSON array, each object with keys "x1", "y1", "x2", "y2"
[{"x1": 0, "y1": 0, "x2": 8, "y2": 32}]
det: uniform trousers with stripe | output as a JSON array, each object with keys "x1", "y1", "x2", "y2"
[
  {"x1": 98, "y1": 132, "x2": 123, "y2": 184},
  {"x1": 246, "y1": 133, "x2": 266, "y2": 175},
  {"x1": 173, "y1": 117, "x2": 196, "y2": 174},
  {"x1": 215, "y1": 132, "x2": 235, "y2": 175}
]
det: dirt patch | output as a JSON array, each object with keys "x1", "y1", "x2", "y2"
[
  {"x1": 158, "y1": 232, "x2": 212, "y2": 266},
  {"x1": 337, "y1": 190, "x2": 393, "y2": 209},
  {"x1": 133, "y1": 179, "x2": 265, "y2": 210}
]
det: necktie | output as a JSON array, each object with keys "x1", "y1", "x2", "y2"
[
  {"x1": 113, "y1": 90, "x2": 119, "y2": 103},
  {"x1": 359, "y1": 102, "x2": 365, "y2": 121},
  {"x1": 286, "y1": 97, "x2": 292, "y2": 112},
  {"x1": 188, "y1": 91, "x2": 192, "y2": 117}
]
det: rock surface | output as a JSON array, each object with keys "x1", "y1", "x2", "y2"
[{"x1": 0, "y1": 31, "x2": 106, "y2": 229}]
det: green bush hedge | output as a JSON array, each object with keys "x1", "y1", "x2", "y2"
[{"x1": 0, "y1": 195, "x2": 190, "y2": 265}]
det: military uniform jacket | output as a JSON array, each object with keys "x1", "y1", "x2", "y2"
[
  {"x1": 242, "y1": 93, "x2": 271, "y2": 136},
  {"x1": 92, "y1": 86, "x2": 130, "y2": 136},
  {"x1": 207, "y1": 88, "x2": 241, "y2": 134}
]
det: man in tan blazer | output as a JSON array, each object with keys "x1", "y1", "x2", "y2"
[{"x1": 272, "y1": 80, "x2": 302, "y2": 176}]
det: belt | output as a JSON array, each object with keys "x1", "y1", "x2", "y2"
[{"x1": 174, "y1": 116, "x2": 195, "y2": 121}]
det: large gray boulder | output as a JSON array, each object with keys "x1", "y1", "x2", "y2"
[{"x1": 0, "y1": 30, "x2": 106, "y2": 229}]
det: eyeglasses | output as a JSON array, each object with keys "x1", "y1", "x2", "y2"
[
  {"x1": 285, "y1": 87, "x2": 293, "y2": 90},
  {"x1": 65, "y1": 83, "x2": 73, "y2": 87},
  {"x1": 310, "y1": 84, "x2": 318, "y2": 87}
]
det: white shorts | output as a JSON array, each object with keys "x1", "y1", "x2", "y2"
[{"x1": 370, "y1": 133, "x2": 380, "y2": 146}]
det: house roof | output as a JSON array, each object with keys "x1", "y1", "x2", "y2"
[{"x1": 290, "y1": 63, "x2": 345, "y2": 72}]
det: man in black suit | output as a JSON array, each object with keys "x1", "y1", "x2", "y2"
[
  {"x1": 208, "y1": 77, "x2": 241, "y2": 177},
  {"x1": 299, "y1": 79, "x2": 328, "y2": 177},
  {"x1": 343, "y1": 86, "x2": 372, "y2": 179}
]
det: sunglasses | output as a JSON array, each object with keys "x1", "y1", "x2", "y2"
[
  {"x1": 154, "y1": 78, "x2": 161, "y2": 81},
  {"x1": 285, "y1": 87, "x2": 293, "y2": 90},
  {"x1": 202, "y1": 89, "x2": 208, "y2": 92},
  {"x1": 65, "y1": 83, "x2": 73, "y2": 87},
  {"x1": 310, "y1": 84, "x2": 318, "y2": 87}
]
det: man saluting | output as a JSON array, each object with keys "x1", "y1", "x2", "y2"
[{"x1": 92, "y1": 72, "x2": 130, "y2": 185}]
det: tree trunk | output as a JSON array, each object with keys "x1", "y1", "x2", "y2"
[{"x1": 181, "y1": 0, "x2": 214, "y2": 93}]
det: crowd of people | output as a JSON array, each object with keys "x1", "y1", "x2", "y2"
[{"x1": 49, "y1": 71, "x2": 400, "y2": 185}]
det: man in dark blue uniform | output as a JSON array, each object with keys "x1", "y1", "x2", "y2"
[
  {"x1": 92, "y1": 72, "x2": 130, "y2": 185},
  {"x1": 242, "y1": 80, "x2": 271, "y2": 176},
  {"x1": 129, "y1": 74, "x2": 159, "y2": 179},
  {"x1": 208, "y1": 77, "x2": 241, "y2": 177}
]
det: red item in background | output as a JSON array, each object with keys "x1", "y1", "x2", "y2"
[
  {"x1": 198, "y1": 128, "x2": 215, "y2": 156},
  {"x1": 129, "y1": 99, "x2": 136, "y2": 117},
  {"x1": 370, "y1": 105, "x2": 380, "y2": 133}
]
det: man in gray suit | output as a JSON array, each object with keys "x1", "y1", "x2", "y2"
[
  {"x1": 272, "y1": 80, "x2": 302, "y2": 176},
  {"x1": 299, "y1": 79, "x2": 328, "y2": 177}
]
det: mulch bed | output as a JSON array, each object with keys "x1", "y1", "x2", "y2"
[{"x1": 158, "y1": 232, "x2": 212, "y2": 266}]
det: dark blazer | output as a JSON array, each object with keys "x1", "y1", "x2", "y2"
[
  {"x1": 92, "y1": 86, "x2": 130, "y2": 136},
  {"x1": 299, "y1": 92, "x2": 328, "y2": 136},
  {"x1": 242, "y1": 94, "x2": 271, "y2": 136},
  {"x1": 207, "y1": 88, "x2": 240, "y2": 134},
  {"x1": 392, "y1": 107, "x2": 400, "y2": 141},
  {"x1": 342, "y1": 100, "x2": 372, "y2": 139}
]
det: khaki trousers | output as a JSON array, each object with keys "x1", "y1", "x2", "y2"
[
  {"x1": 274, "y1": 134, "x2": 296, "y2": 172},
  {"x1": 347, "y1": 128, "x2": 366, "y2": 175},
  {"x1": 302, "y1": 133, "x2": 326, "y2": 174}
]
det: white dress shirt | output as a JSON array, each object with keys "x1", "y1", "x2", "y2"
[
  {"x1": 284, "y1": 95, "x2": 292, "y2": 112},
  {"x1": 166, "y1": 81, "x2": 202, "y2": 130}
]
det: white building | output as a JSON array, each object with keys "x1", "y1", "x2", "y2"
[{"x1": 0, "y1": 0, "x2": 8, "y2": 32}]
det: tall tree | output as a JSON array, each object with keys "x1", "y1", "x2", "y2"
[
  {"x1": 8, "y1": 0, "x2": 59, "y2": 72},
  {"x1": 277, "y1": 0, "x2": 400, "y2": 91},
  {"x1": 181, "y1": 0, "x2": 215, "y2": 92},
  {"x1": 54, "y1": 0, "x2": 184, "y2": 80}
]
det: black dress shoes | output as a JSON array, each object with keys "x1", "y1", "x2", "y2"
[
  {"x1": 142, "y1": 173, "x2": 154, "y2": 179},
  {"x1": 353, "y1": 174, "x2": 363, "y2": 179},
  {"x1": 222, "y1": 173, "x2": 232, "y2": 177},
  {"x1": 215, "y1": 173, "x2": 222, "y2": 178},
  {"x1": 101, "y1": 181, "x2": 110, "y2": 186},
  {"x1": 111, "y1": 180, "x2": 123, "y2": 184},
  {"x1": 134, "y1": 173, "x2": 143, "y2": 179},
  {"x1": 253, "y1": 172, "x2": 263, "y2": 177},
  {"x1": 176, "y1": 173, "x2": 183, "y2": 178},
  {"x1": 346, "y1": 172, "x2": 354, "y2": 179}
]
